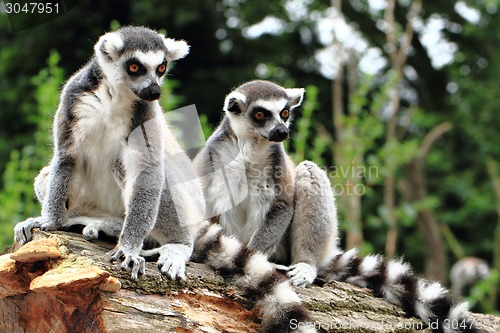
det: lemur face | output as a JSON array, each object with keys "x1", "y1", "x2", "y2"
[
  {"x1": 94, "y1": 26, "x2": 189, "y2": 101},
  {"x1": 224, "y1": 80, "x2": 304, "y2": 142}
]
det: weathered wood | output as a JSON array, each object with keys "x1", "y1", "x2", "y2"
[{"x1": 1, "y1": 230, "x2": 498, "y2": 333}]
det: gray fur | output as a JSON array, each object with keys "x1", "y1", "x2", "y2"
[
  {"x1": 116, "y1": 26, "x2": 168, "y2": 55},
  {"x1": 14, "y1": 26, "x2": 194, "y2": 280},
  {"x1": 194, "y1": 80, "x2": 339, "y2": 287}
]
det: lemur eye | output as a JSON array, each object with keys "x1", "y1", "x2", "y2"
[
  {"x1": 255, "y1": 111, "x2": 265, "y2": 120},
  {"x1": 157, "y1": 64, "x2": 167, "y2": 74},
  {"x1": 129, "y1": 64, "x2": 140, "y2": 73},
  {"x1": 281, "y1": 110, "x2": 290, "y2": 119}
]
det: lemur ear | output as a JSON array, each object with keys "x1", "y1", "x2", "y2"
[
  {"x1": 285, "y1": 88, "x2": 305, "y2": 109},
  {"x1": 163, "y1": 38, "x2": 190, "y2": 61},
  {"x1": 94, "y1": 32, "x2": 124, "y2": 62},
  {"x1": 223, "y1": 91, "x2": 247, "y2": 114}
]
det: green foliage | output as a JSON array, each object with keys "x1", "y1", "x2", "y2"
[
  {"x1": 288, "y1": 85, "x2": 324, "y2": 164},
  {"x1": 467, "y1": 269, "x2": 500, "y2": 314},
  {"x1": 0, "y1": 51, "x2": 63, "y2": 247},
  {"x1": 160, "y1": 79, "x2": 185, "y2": 112}
]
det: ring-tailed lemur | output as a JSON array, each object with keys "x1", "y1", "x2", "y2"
[
  {"x1": 193, "y1": 80, "x2": 480, "y2": 333},
  {"x1": 450, "y1": 257, "x2": 490, "y2": 298},
  {"x1": 13, "y1": 28, "x2": 316, "y2": 333}
]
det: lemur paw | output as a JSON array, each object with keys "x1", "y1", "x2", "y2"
[
  {"x1": 287, "y1": 263, "x2": 317, "y2": 287},
  {"x1": 108, "y1": 246, "x2": 146, "y2": 280},
  {"x1": 14, "y1": 216, "x2": 48, "y2": 245},
  {"x1": 82, "y1": 226, "x2": 99, "y2": 241},
  {"x1": 156, "y1": 244, "x2": 190, "y2": 281},
  {"x1": 40, "y1": 219, "x2": 57, "y2": 232}
]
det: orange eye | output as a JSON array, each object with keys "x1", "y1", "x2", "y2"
[
  {"x1": 255, "y1": 111, "x2": 265, "y2": 120},
  {"x1": 157, "y1": 64, "x2": 167, "y2": 73},
  {"x1": 129, "y1": 64, "x2": 140, "y2": 73},
  {"x1": 281, "y1": 110, "x2": 290, "y2": 118}
]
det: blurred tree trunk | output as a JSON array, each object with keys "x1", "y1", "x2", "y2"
[
  {"x1": 331, "y1": 0, "x2": 363, "y2": 249},
  {"x1": 383, "y1": 0, "x2": 421, "y2": 258},
  {"x1": 400, "y1": 122, "x2": 452, "y2": 283}
]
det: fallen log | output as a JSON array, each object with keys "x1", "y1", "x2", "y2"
[{"x1": 0, "y1": 230, "x2": 498, "y2": 332}]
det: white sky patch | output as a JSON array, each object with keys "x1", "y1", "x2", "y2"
[
  {"x1": 285, "y1": 0, "x2": 313, "y2": 22},
  {"x1": 315, "y1": 46, "x2": 338, "y2": 79},
  {"x1": 368, "y1": 0, "x2": 387, "y2": 12},
  {"x1": 359, "y1": 47, "x2": 387, "y2": 75},
  {"x1": 315, "y1": 8, "x2": 368, "y2": 52},
  {"x1": 312, "y1": 7, "x2": 380, "y2": 78},
  {"x1": 419, "y1": 15, "x2": 458, "y2": 69},
  {"x1": 454, "y1": 1, "x2": 481, "y2": 24},
  {"x1": 242, "y1": 15, "x2": 287, "y2": 39}
]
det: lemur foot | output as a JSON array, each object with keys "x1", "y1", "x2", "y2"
[
  {"x1": 287, "y1": 263, "x2": 317, "y2": 287},
  {"x1": 82, "y1": 226, "x2": 99, "y2": 241},
  {"x1": 14, "y1": 216, "x2": 49, "y2": 245},
  {"x1": 156, "y1": 244, "x2": 190, "y2": 281},
  {"x1": 108, "y1": 246, "x2": 146, "y2": 279}
]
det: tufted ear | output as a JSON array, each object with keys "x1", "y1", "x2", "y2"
[
  {"x1": 223, "y1": 91, "x2": 247, "y2": 114},
  {"x1": 163, "y1": 38, "x2": 190, "y2": 61},
  {"x1": 94, "y1": 31, "x2": 124, "y2": 62},
  {"x1": 285, "y1": 88, "x2": 305, "y2": 109}
]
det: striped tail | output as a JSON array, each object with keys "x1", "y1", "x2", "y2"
[
  {"x1": 319, "y1": 249, "x2": 481, "y2": 333},
  {"x1": 192, "y1": 222, "x2": 317, "y2": 333}
]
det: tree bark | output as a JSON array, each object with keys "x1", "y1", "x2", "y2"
[{"x1": 1, "y1": 230, "x2": 498, "y2": 333}]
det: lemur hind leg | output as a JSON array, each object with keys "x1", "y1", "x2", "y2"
[
  {"x1": 15, "y1": 165, "x2": 123, "y2": 245},
  {"x1": 15, "y1": 166, "x2": 62, "y2": 245},
  {"x1": 288, "y1": 160, "x2": 340, "y2": 287}
]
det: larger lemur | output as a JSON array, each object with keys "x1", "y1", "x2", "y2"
[
  {"x1": 193, "y1": 80, "x2": 480, "y2": 333},
  {"x1": 14, "y1": 28, "x2": 316, "y2": 333}
]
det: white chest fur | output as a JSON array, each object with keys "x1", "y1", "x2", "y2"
[
  {"x1": 70, "y1": 84, "x2": 132, "y2": 216},
  {"x1": 209, "y1": 138, "x2": 276, "y2": 244}
]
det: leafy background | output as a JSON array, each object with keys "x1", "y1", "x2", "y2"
[{"x1": 0, "y1": 0, "x2": 498, "y2": 313}]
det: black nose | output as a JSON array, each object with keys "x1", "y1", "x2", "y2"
[
  {"x1": 268, "y1": 126, "x2": 289, "y2": 142},
  {"x1": 139, "y1": 84, "x2": 161, "y2": 101}
]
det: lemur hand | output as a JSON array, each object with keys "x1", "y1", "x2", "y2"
[
  {"x1": 287, "y1": 262, "x2": 317, "y2": 287},
  {"x1": 14, "y1": 216, "x2": 50, "y2": 245},
  {"x1": 156, "y1": 244, "x2": 190, "y2": 281},
  {"x1": 108, "y1": 246, "x2": 146, "y2": 279}
]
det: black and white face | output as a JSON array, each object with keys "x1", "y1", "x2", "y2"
[
  {"x1": 224, "y1": 81, "x2": 304, "y2": 142},
  {"x1": 238, "y1": 97, "x2": 292, "y2": 142},
  {"x1": 94, "y1": 26, "x2": 189, "y2": 101},
  {"x1": 122, "y1": 50, "x2": 168, "y2": 101}
]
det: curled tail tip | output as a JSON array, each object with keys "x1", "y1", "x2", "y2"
[
  {"x1": 443, "y1": 301, "x2": 481, "y2": 333},
  {"x1": 262, "y1": 302, "x2": 316, "y2": 333}
]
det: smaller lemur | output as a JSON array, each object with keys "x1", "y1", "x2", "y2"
[
  {"x1": 194, "y1": 80, "x2": 480, "y2": 333},
  {"x1": 194, "y1": 80, "x2": 339, "y2": 288}
]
